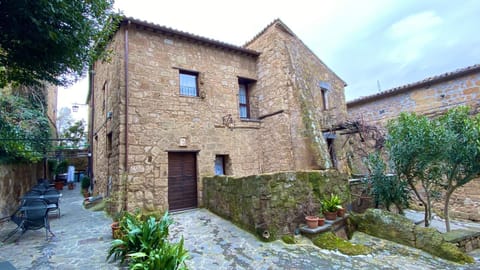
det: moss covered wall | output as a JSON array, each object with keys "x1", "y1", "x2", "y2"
[
  {"x1": 203, "y1": 170, "x2": 349, "y2": 240},
  {"x1": 351, "y1": 209, "x2": 474, "y2": 264}
]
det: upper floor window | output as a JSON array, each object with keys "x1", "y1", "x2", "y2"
[
  {"x1": 239, "y1": 83, "x2": 249, "y2": 118},
  {"x1": 321, "y1": 88, "x2": 328, "y2": 111},
  {"x1": 179, "y1": 70, "x2": 198, "y2": 97},
  {"x1": 319, "y1": 81, "x2": 331, "y2": 111}
]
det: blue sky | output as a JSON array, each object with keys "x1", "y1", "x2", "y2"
[{"x1": 58, "y1": 0, "x2": 480, "y2": 113}]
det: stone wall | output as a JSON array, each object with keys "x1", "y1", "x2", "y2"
[
  {"x1": 0, "y1": 163, "x2": 42, "y2": 218},
  {"x1": 246, "y1": 22, "x2": 348, "y2": 172},
  {"x1": 351, "y1": 209, "x2": 474, "y2": 264},
  {"x1": 348, "y1": 72, "x2": 480, "y2": 125},
  {"x1": 91, "y1": 20, "x2": 349, "y2": 212},
  {"x1": 203, "y1": 171, "x2": 349, "y2": 240},
  {"x1": 347, "y1": 70, "x2": 480, "y2": 221}
]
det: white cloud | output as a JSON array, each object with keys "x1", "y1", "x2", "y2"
[{"x1": 385, "y1": 11, "x2": 443, "y2": 64}]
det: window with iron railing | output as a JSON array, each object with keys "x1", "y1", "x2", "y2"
[{"x1": 179, "y1": 70, "x2": 198, "y2": 97}]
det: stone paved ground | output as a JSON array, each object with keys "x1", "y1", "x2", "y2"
[
  {"x1": 0, "y1": 186, "x2": 479, "y2": 270},
  {"x1": 171, "y1": 209, "x2": 480, "y2": 270},
  {"x1": 0, "y1": 184, "x2": 118, "y2": 270}
]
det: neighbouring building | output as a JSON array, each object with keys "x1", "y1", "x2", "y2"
[
  {"x1": 347, "y1": 64, "x2": 480, "y2": 220},
  {"x1": 89, "y1": 17, "x2": 349, "y2": 212}
]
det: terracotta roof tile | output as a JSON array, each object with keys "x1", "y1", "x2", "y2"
[{"x1": 122, "y1": 17, "x2": 260, "y2": 57}]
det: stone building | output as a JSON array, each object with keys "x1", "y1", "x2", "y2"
[
  {"x1": 89, "y1": 17, "x2": 348, "y2": 212},
  {"x1": 347, "y1": 64, "x2": 480, "y2": 220}
]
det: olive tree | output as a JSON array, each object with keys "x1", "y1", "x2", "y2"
[
  {"x1": 438, "y1": 107, "x2": 480, "y2": 231},
  {"x1": 386, "y1": 113, "x2": 444, "y2": 226}
]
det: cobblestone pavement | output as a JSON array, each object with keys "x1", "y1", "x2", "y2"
[
  {"x1": 171, "y1": 209, "x2": 480, "y2": 270},
  {"x1": 0, "y1": 184, "x2": 118, "y2": 270},
  {"x1": 0, "y1": 186, "x2": 479, "y2": 270}
]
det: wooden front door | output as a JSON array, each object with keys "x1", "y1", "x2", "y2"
[{"x1": 168, "y1": 152, "x2": 198, "y2": 211}]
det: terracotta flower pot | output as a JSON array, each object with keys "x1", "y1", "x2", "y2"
[
  {"x1": 111, "y1": 222, "x2": 121, "y2": 239},
  {"x1": 54, "y1": 181, "x2": 64, "y2": 190},
  {"x1": 337, "y1": 207, "x2": 346, "y2": 217},
  {"x1": 317, "y1": 217, "x2": 325, "y2": 226},
  {"x1": 324, "y1": 211, "x2": 337, "y2": 220},
  {"x1": 305, "y1": 216, "x2": 319, "y2": 229}
]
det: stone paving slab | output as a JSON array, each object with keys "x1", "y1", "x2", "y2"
[
  {"x1": 0, "y1": 185, "x2": 119, "y2": 270},
  {"x1": 171, "y1": 209, "x2": 480, "y2": 270},
  {"x1": 0, "y1": 186, "x2": 479, "y2": 270}
]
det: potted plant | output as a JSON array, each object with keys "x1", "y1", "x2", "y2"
[
  {"x1": 337, "y1": 205, "x2": 346, "y2": 217},
  {"x1": 317, "y1": 214, "x2": 325, "y2": 226},
  {"x1": 322, "y1": 193, "x2": 342, "y2": 220},
  {"x1": 81, "y1": 176, "x2": 91, "y2": 198},
  {"x1": 301, "y1": 195, "x2": 319, "y2": 229}
]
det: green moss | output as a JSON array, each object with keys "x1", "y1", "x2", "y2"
[
  {"x1": 313, "y1": 232, "x2": 372, "y2": 256},
  {"x1": 281, "y1": 235, "x2": 296, "y2": 244}
]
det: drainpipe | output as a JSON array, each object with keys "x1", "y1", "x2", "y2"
[
  {"x1": 123, "y1": 20, "x2": 130, "y2": 211},
  {"x1": 89, "y1": 65, "x2": 95, "y2": 183}
]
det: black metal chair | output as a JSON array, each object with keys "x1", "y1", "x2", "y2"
[
  {"x1": 43, "y1": 188, "x2": 60, "y2": 218},
  {"x1": 2, "y1": 199, "x2": 54, "y2": 242}
]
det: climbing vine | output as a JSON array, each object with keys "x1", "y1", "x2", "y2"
[{"x1": 0, "y1": 89, "x2": 51, "y2": 163}]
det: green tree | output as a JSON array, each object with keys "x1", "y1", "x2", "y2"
[
  {"x1": 365, "y1": 152, "x2": 409, "y2": 214},
  {"x1": 438, "y1": 107, "x2": 480, "y2": 231},
  {"x1": 0, "y1": 0, "x2": 118, "y2": 87},
  {"x1": 386, "y1": 113, "x2": 444, "y2": 226},
  {"x1": 62, "y1": 120, "x2": 87, "y2": 149}
]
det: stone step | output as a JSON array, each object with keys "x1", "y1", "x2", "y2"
[{"x1": 300, "y1": 215, "x2": 349, "y2": 238}]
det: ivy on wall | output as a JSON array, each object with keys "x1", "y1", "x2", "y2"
[{"x1": 0, "y1": 90, "x2": 51, "y2": 163}]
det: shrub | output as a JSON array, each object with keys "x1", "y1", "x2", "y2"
[
  {"x1": 81, "y1": 176, "x2": 91, "y2": 189},
  {"x1": 107, "y1": 211, "x2": 189, "y2": 270}
]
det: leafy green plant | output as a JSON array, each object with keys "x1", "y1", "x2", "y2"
[
  {"x1": 81, "y1": 176, "x2": 91, "y2": 190},
  {"x1": 321, "y1": 193, "x2": 342, "y2": 213},
  {"x1": 129, "y1": 238, "x2": 189, "y2": 270},
  {"x1": 107, "y1": 211, "x2": 188, "y2": 270},
  {"x1": 365, "y1": 152, "x2": 409, "y2": 214},
  {"x1": 387, "y1": 112, "x2": 445, "y2": 226},
  {"x1": 437, "y1": 106, "x2": 480, "y2": 231}
]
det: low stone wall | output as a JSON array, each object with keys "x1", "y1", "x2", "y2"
[
  {"x1": 203, "y1": 170, "x2": 349, "y2": 240},
  {"x1": 444, "y1": 229, "x2": 480, "y2": 252},
  {"x1": 350, "y1": 209, "x2": 474, "y2": 264},
  {"x1": 0, "y1": 163, "x2": 42, "y2": 218}
]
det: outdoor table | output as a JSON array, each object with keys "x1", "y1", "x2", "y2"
[
  {"x1": 20, "y1": 194, "x2": 62, "y2": 200},
  {"x1": 20, "y1": 204, "x2": 57, "y2": 211}
]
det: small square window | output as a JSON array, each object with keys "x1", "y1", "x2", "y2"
[
  {"x1": 215, "y1": 156, "x2": 225, "y2": 175},
  {"x1": 179, "y1": 70, "x2": 198, "y2": 97},
  {"x1": 214, "y1": 155, "x2": 231, "y2": 175}
]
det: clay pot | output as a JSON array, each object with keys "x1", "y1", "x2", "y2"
[
  {"x1": 111, "y1": 222, "x2": 121, "y2": 239},
  {"x1": 305, "y1": 216, "x2": 319, "y2": 229},
  {"x1": 324, "y1": 211, "x2": 337, "y2": 220},
  {"x1": 317, "y1": 217, "x2": 325, "y2": 226},
  {"x1": 337, "y1": 207, "x2": 346, "y2": 217},
  {"x1": 54, "y1": 181, "x2": 64, "y2": 190}
]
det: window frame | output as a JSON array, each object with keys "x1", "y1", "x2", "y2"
[
  {"x1": 238, "y1": 82, "x2": 250, "y2": 119},
  {"x1": 321, "y1": 88, "x2": 328, "y2": 111},
  {"x1": 214, "y1": 155, "x2": 226, "y2": 176},
  {"x1": 179, "y1": 69, "x2": 199, "y2": 97}
]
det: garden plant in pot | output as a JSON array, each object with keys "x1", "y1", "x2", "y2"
[
  {"x1": 302, "y1": 195, "x2": 319, "y2": 229},
  {"x1": 81, "y1": 176, "x2": 91, "y2": 198},
  {"x1": 322, "y1": 193, "x2": 342, "y2": 220}
]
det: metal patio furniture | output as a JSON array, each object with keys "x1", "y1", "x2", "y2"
[{"x1": 2, "y1": 199, "x2": 54, "y2": 242}]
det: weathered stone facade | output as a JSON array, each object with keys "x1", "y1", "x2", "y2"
[
  {"x1": 347, "y1": 65, "x2": 480, "y2": 221},
  {"x1": 90, "y1": 18, "x2": 348, "y2": 212},
  {"x1": 0, "y1": 163, "x2": 43, "y2": 218}
]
